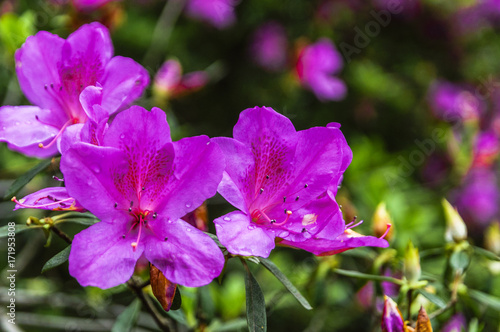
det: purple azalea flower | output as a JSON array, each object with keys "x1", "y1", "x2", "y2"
[
  {"x1": 472, "y1": 130, "x2": 500, "y2": 168},
  {"x1": 442, "y1": 313, "x2": 467, "y2": 332},
  {"x1": 428, "y1": 81, "x2": 483, "y2": 122},
  {"x1": 72, "y1": 0, "x2": 118, "y2": 11},
  {"x1": 185, "y1": 0, "x2": 237, "y2": 29},
  {"x1": 213, "y1": 106, "x2": 388, "y2": 258},
  {"x1": 453, "y1": 168, "x2": 500, "y2": 228},
  {"x1": 381, "y1": 295, "x2": 404, "y2": 332},
  {"x1": 296, "y1": 38, "x2": 347, "y2": 102},
  {"x1": 0, "y1": 22, "x2": 149, "y2": 158},
  {"x1": 60, "y1": 106, "x2": 225, "y2": 288},
  {"x1": 153, "y1": 59, "x2": 208, "y2": 98},
  {"x1": 250, "y1": 21, "x2": 288, "y2": 72},
  {"x1": 12, "y1": 86, "x2": 108, "y2": 212}
]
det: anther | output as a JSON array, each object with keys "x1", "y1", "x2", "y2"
[
  {"x1": 52, "y1": 175, "x2": 64, "y2": 182},
  {"x1": 128, "y1": 207, "x2": 132, "y2": 212},
  {"x1": 164, "y1": 237, "x2": 168, "y2": 241},
  {"x1": 266, "y1": 175, "x2": 270, "y2": 179},
  {"x1": 260, "y1": 188, "x2": 264, "y2": 194},
  {"x1": 142, "y1": 186, "x2": 145, "y2": 191},
  {"x1": 295, "y1": 196, "x2": 300, "y2": 201},
  {"x1": 283, "y1": 196, "x2": 286, "y2": 202},
  {"x1": 153, "y1": 212, "x2": 157, "y2": 219},
  {"x1": 50, "y1": 83, "x2": 54, "y2": 88},
  {"x1": 130, "y1": 201, "x2": 134, "y2": 207},
  {"x1": 270, "y1": 219, "x2": 276, "y2": 224},
  {"x1": 301, "y1": 228, "x2": 307, "y2": 233},
  {"x1": 122, "y1": 235, "x2": 126, "y2": 239},
  {"x1": 44, "y1": 84, "x2": 48, "y2": 90},
  {"x1": 304, "y1": 184, "x2": 308, "y2": 188},
  {"x1": 114, "y1": 202, "x2": 118, "y2": 208}
]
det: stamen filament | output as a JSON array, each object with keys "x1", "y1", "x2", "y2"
[
  {"x1": 12, "y1": 196, "x2": 74, "y2": 209},
  {"x1": 38, "y1": 118, "x2": 74, "y2": 149}
]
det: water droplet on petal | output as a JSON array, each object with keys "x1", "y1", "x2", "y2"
[
  {"x1": 186, "y1": 228, "x2": 191, "y2": 232},
  {"x1": 15, "y1": 122, "x2": 20, "y2": 126},
  {"x1": 223, "y1": 217, "x2": 231, "y2": 221},
  {"x1": 247, "y1": 225, "x2": 256, "y2": 230},
  {"x1": 185, "y1": 202, "x2": 192, "y2": 208},
  {"x1": 279, "y1": 231, "x2": 290, "y2": 238},
  {"x1": 167, "y1": 219, "x2": 173, "y2": 224},
  {"x1": 92, "y1": 165, "x2": 101, "y2": 173},
  {"x1": 303, "y1": 232, "x2": 312, "y2": 239},
  {"x1": 120, "y1": 134, "x2": 125, "y2": 139}
]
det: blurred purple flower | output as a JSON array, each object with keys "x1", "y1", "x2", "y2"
[
  {"x1": 454, "y1": 168, "x2": 500, "y2": 228},
  {"x1": 428, "y1": 81, "x2": 483, "y2": 122},
  {"x1": 250, "y1": 21, "x2": 288, "y2": 72},
  {"x1": 296, "y1": 38, "x2": 347, "y2": 102},
  {"x1": 372, "y1": 0, "x2": 421, "y2": 19},
  {"x1": 72, "y1": 0, "x2": 118, "y2": 11},
  {"x1": 213, "y1": 106, "x2": 387, "y2": 257},
  {"x1": 381, "y1": 295, "x2": 404, "y2": 332},
  {"x1": 60, "y1": 106, "x2": 225, "y2": 288},
  {"x1": 185, "y1": 0, "x2": 237, "y2": 29},
  {"x1": 472, "y1": 130, "x2": 500, "y2": 168},
  {"x1": 0, "y1": 22, "x2": 149, "y2": 158},
  {"x1": 442, "y1": 313, "x2": 467, "y2": 332},
  {"x1": 153, "y1": 59, "x2": 208, "y2": 98}
]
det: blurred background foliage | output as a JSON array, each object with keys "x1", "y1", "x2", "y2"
[{"x1": 0, "y1": 0, "x2": 500, "y2": 331}]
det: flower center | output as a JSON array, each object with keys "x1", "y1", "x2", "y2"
[{"x1": 116, "y1": 200, "x2": 159, "y2": 251}]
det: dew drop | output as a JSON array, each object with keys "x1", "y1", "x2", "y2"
[
  {"x1": 186, "y1": 228, "x2": 191, "y2": 232},
  {"x1": 303, "y1": 232, "x2": 312, "y2": 239},
  {"x1": 167, "y1": 219, "x2": 173, "y2": 224},
  {"x1": 279, "y1": 231, "x2": 290, "y2": 238},
  {"x1": 92, "y1": 165, "x2": 101, "y2": 173},
  {"x1": 185, "y1": 202, "x2": 192, "y2": 208},
  {"x1": 247, "y1": 225, "x2": 256, "y2": 230},
  {"x1": 223, "y1": 217, "x2": 231, "y2": 221},
  {"x1": 120, "y1": 134, "x2": 125, "y2": 139}
]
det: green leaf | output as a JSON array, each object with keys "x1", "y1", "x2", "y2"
[
  {"x1": 333, "y1": 268, "x2": 403, "y2": 285},
  {"x1": 170, "y1": 285, "x2": 182, "y2": 311},
  {"x1": 111, "y1": 299, "x2": 141, "y2": 332},
  {"x1": 41, "y1": 245, "x2": 71, "y2": 273},
  {"x1": 467, "y1": 289, "x2": 500, "y2": 311},
  {"x1": 243, "y1": 263, "x2": 267, "y2": 332},
  {"x1": 450, "y1": 250, "x2": 471, "y2": 271},
  {"x1": 3, "y1": 158, "x2": 53, "y2": 200},
  {"x1": 473, "y1": 246, "x2": 500, "y2": 262},
  {"x1": 0, "y1": 224, "x2": 34, "y2": 238},
  {"x1": 259, "y1": 258, "x2": 312, "y2": 310},
  {"x1": 57, "y1": 217, "x2": 99, "y2": 226},
  {"x1": 418, "y1": 290, "x2": 447, "y2": 309},
  {"x1": 205, "y1": 232, "x2": 226, "y2": 249}
]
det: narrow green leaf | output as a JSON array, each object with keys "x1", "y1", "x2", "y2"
[
  {"x1": 333, "y1": 268, "x2": 403, "y2": 284},
  {"x1": 41, "y1": 245, "x2": 71, "y2": 273},
  {"x1": 0, "y1": 224, "x2": 34, "y2": 238},
  {"x1": 57, "y1": 217, "x2": 98, "y2": 226},
  {"x1": 418, "y1": 290, "x2": 447, "y2": 309},
  {"x1": 3, "y1": 158, "x2": 52, "y2": 200},
  {"x1": 111, "y1": 299, "x2": 141, "y2": 332},
  {"x1": 467, "y1": 289, "x2": 500, "y2": 311},
  {"x1": 473, "y1": 246, "x2": 500, "y2": 262},
  {"x1": 170, "y1": 285, "x2": 182, "y2": 311},
  {"x1": 260, "y1": 258, "x2": 312, "y2": 310},
  {"x1": 205, "y1": 232, "x2": 226, "y2": 249},
  {"x1": 243, "y1": 263, "x2": 266, "y2": 332}
]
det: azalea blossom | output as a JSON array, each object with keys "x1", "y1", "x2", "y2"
[
  {"x1": 12, "y1": 86, "x2": 107, "y2": 212},
  {"x1": 185, "y1": 0, "x2": 237, "y2": 29},
  {"x1": 153, "y1": 59, "x2": 208, "y2": 99},
  {"x1": 250, "y1": 21, "x2": 288, "y2": 72},
  {"x1": 296, "y1": 38, "x2": 347, "y2": 101},
  {"x1": 213, "y1": 106, "x2": 388, "y2": 258},
  {"x1": 0, "y1": 22, "x2": 149, "y2": 158},
  {"x1": 60, "y1": 106, "x2": 225, "y2": 288},
  {"x1": 381, "y1": 296, "x2": 404, "y2": 332},
  {"x1": 428, "y1": 81, "x2": 483, "y2": 122}
]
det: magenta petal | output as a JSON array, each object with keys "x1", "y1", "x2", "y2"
[
  {"x1": 69, "y1": 221, "x2": 144, "y2": 289},
  {"x1": 61, "y1": 143, "x2": 130, "y2": 220},
  {"x1": 154, "y1": 135, "x2": 225, "y2": 220},
  {"x1": 154, "y1": 59, "x2": 182, "y2": 92},
  {"x1": 14, "y1": 31, "x2": 65, "y2": 113},
  {"x1": 212, "y1": 137, "x2": 255, "y2": 212},
  {"x1": 59, "y1": 124, "x2": 84, "y2": 154},
  {"x1": 13, "y1": 187, "x2": 84, "y2": 212},
  {"x1": 144, "y1": 218, "x2": 224, "y2": 287},
  {"x1": 381, "y1": 296, "x2": 404, "y2": 332},
  {"x1": 79, "y1": 85, "x2": 104, "y2": 121},
  {"x1": 104, "y1": 106, "x2": 171, "y2": 149},
  {"x1": 65, "y1": 22, "x2": 113, "y2": 66},
  {"x1": 101, "y1": 56, "x2": 149, "y2": 114},
  {"x1": 310, "y1": 76, "x2": 347, "y2": 101},
  {"x1": 214, "y1": 211, "x2": 276, "y2": 257},
  {"x1": 186, "y1": 0, "x2": 237, "y2": 29},
  {"x1": 0, "y1": 106, "x2": 62, "y2": 158}
]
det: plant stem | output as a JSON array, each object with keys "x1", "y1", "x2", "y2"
[
  {"x1": 127, "y1": 277, "x2": 173, "y2": 332},
  {"x1": 50, "y1": 225, "x2": 72, "y2": 244}
]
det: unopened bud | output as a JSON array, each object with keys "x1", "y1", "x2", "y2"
[
  {"x1": 373, "y1": 202, "x2": 394, "y2": 241},
  {"x1": 26, "y1": 216, "x2": 40, "y2": 226},
  {"x1": 381, "y1": 295, "x2": 404, "y2": 332},
  {"x1": 415, "y1": 306, "x2": 433, "y2": 332},
  {"x1": 404, "y1": 241, "x2": 421, "y2": 284},
  {"x1": 442, "y1": 199, "x2": 467, "y2": 243},
  {"x1": 485, "y1": 221, "x2": 500, "y2": 255}
]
